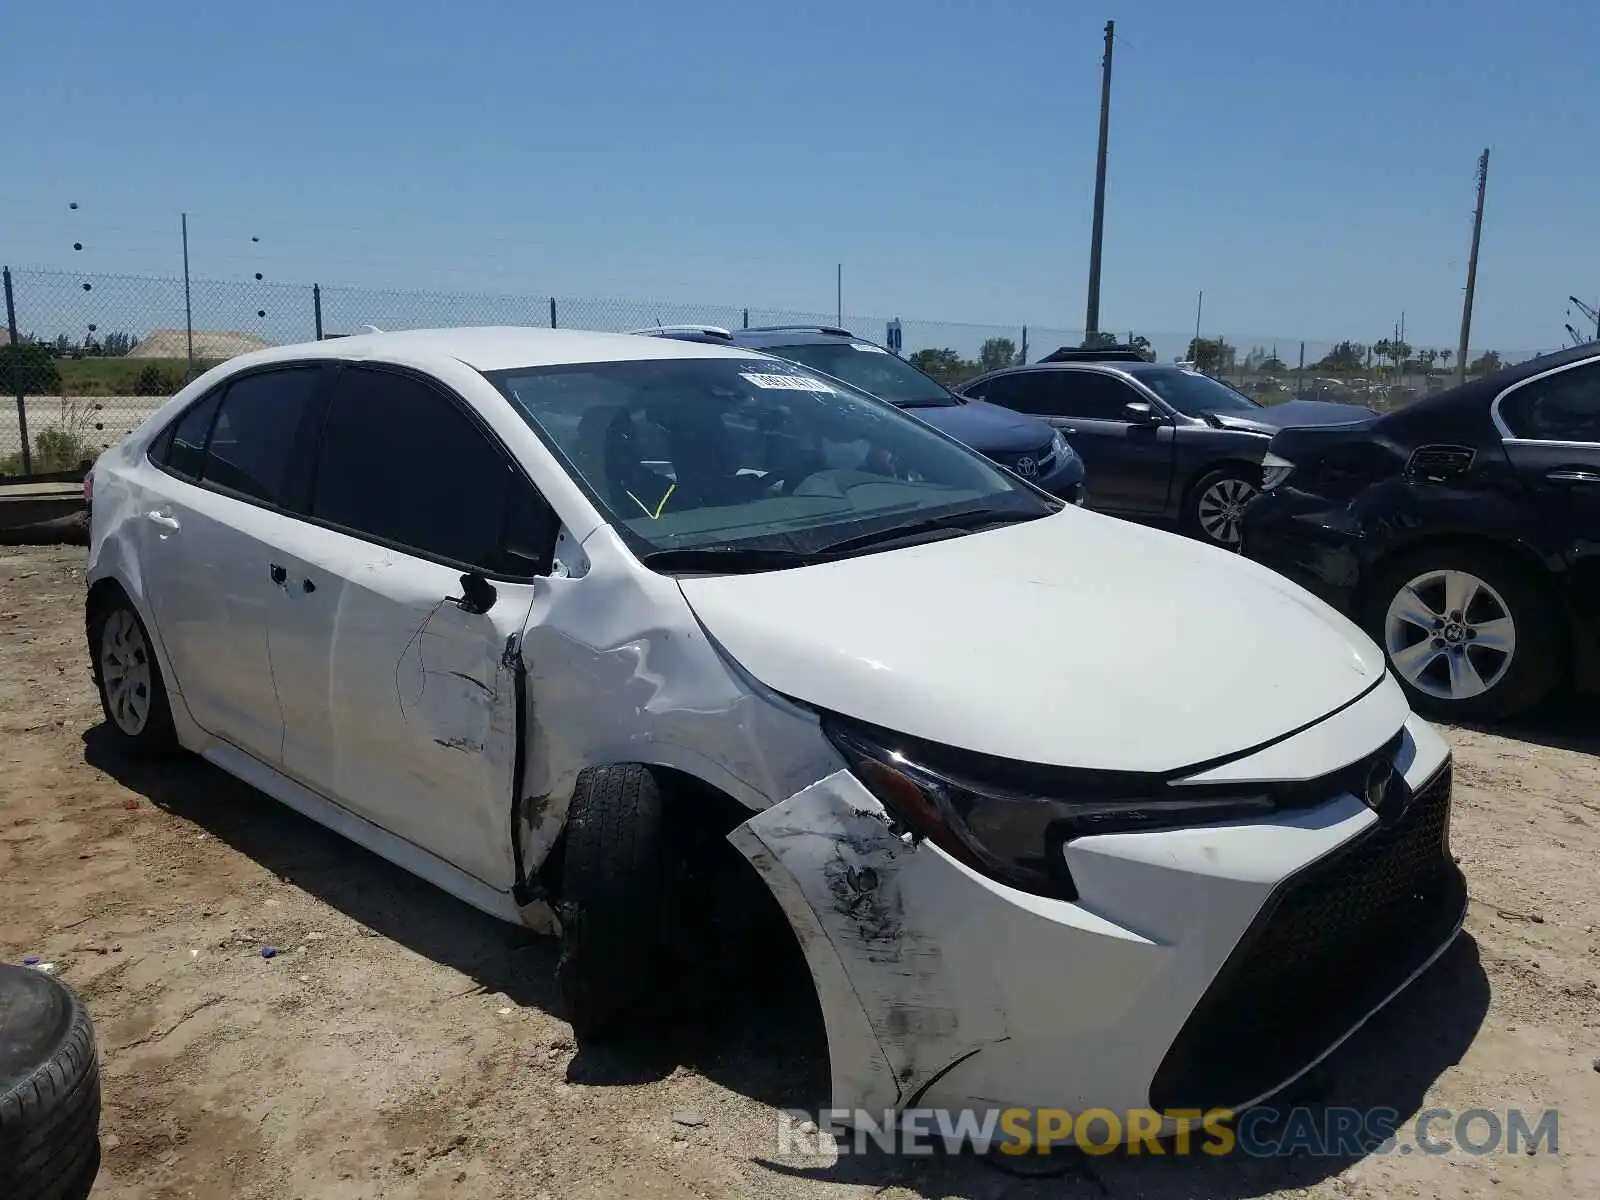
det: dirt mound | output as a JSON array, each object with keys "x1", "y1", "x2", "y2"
[{"x1": 126, "y1": 329, "x2": 272, "y2": 360}]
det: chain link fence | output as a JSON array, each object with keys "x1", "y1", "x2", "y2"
[{"x1": 1, "y1": 265, "x2": 1555, "y2": 479}]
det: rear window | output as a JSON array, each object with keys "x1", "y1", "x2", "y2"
[{"x1": 759, "y1": 342, "x2": 956, "y2": 407}]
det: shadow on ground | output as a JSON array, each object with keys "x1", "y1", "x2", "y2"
[
  {"x1": 85, "y1": 723, "x2": 1493, "y2": 1199},
  {"x1": 1448, "y1": 691, "x2": 1599, "y2": 757},
  {"x1": 82, "y1": 726, "x2": 829, "y2": 1113}
]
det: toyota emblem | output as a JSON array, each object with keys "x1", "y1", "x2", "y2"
[{"x1": 1014, "y1": 456, "x2": 1037, "y2": 478}]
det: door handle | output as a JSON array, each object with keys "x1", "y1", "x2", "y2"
[
  {"x1": 145, "y1": 511, "x2": 180, "y2": 531},
  {"x1": 269, "y1": 563, "x2": 287, "y2": 585},
  {"x1": 1546, "y1": 469, "x2": 1600, "y2": 485}
]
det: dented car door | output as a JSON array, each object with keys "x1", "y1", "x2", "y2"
[
  {"x1": 269, "y1": 533, "x2": 533, "y2": 889},
  {"x1": 266, "y1": 363, "x2": 552, "y2": 889}
]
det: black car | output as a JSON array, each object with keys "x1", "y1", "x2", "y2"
[
  {"x1": 1241, "y1": 343, "x2": 1600, "y2": 721},
  {"x1": 956, "y1": 350, "x2": 1373, "y2": 547},
  {"x1": 631, "y1": 325, "x2": 1087, "y2": 502}
]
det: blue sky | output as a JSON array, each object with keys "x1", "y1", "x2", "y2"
[{"x1": 5, "y1": 0, "x2": 1596, "y2": 354}]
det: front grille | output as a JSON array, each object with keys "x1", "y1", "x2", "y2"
[
  {"x1": 992, "y1": 442, "x2": 1055, "y2": 481},
  {"x1": 1149, "y1": 766, "x2": 1464, "y2": 1113}
]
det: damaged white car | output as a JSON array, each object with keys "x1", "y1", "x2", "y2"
[{"x1": 84, "y1": 327, "x2": 1465, "y2": 1137}]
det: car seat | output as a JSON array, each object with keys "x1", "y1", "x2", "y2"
[{"x1": 574, "y1": 406, "x2": 674, "y2": 517}]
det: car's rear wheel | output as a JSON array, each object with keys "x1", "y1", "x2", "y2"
[
  {"x1": 1366, "y1": 545, "x2": 1563, "y2": 721},
  {"x1": 1185, "y1": 466, "x2": 1259, "y2": 549},
  {"x1": 88, "y1": 596, "x2": 176, "y2": 754}
]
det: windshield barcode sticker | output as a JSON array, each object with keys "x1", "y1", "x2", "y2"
[{"x1": 740, "y1": 372, "x2": 836, "y2": 393}]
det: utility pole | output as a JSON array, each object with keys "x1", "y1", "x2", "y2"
[
  {"x1": 1399, "y1": 310, "x2": 1407, "y2": 387},
  {"x1": 181, "y1": 213, "x2": 195, "y2": 379},
  {"x1": 1456, "y1": 149, "x2": 1489, "y2": 386},
  {"x1": 1192, "y1": 290, "x2": 1203, "y2": 356},
  {"x1": 1083, "y1": 19, "x2": 1115, "y2": 340},
  {"x1": 835, "y1": 263, "x2": 842, "y2": 326}
]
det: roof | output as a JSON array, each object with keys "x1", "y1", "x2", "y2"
[
  {"x1": 1384, "y1": 341, "x2": 1600, "y2": 426},
  {"x1": 630, "y1": 325, "x2": 876, "y2": 351},
  {"x1": 1038, "y1": 345, "x2": 1150, "y2": 363},
  {"x1": 731, "y1": 327, "x2": 864, "y2": 349},
  {"x1": 965, "y1": 358, "x2": 1176, "y2": 385},
  {"x1": 224, "y1": 325, "x2": 770, "y2": 374}
]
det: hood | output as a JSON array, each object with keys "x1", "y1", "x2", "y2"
[
  {"x1": 904, "y1": 398, "x2": 1053, "y2": 454},
  {"x1": 678, "y1": 510, "x2": 1387, "y2": 774},
  {"x1": 1208, "y1": 399, "x2": 1377, "y2": 434}
]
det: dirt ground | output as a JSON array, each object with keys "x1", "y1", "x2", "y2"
[{"x1": 2, "y1": 544, "x2": 1597, "y2": 1200}]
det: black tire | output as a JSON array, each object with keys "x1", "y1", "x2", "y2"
[
  {"x1": 555, "y1": 765, "x2": 670, "y2": 1040},
  {"x1": 1183, "y1": 464, "x2": 1261, "y2": 549},
  {"x1": 1364, "y1": 544, "x2": 1564, "y2": 722},
  {"x1": 87, "y1": 592, "x2": 177, "y2": 755},
  {"x1": 0, "y1": 965, "x2": 102, "y2": 1200}
]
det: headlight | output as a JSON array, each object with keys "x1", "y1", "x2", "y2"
[
  {"x1": 1260, "y1": 450, "x2": 1295, "y2": 490},
  {"x1": 823, "y1": 717, "x2": 1276, "y2": 900},
  {"x1": 1050, "y1": 429, "x2": 1073, "y2": 462}
]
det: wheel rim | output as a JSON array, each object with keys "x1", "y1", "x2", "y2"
[
  {"x1": 1383, "y1": 569, "x2": 1516, "y2": 702},
  {"x1": 1196, "y1": 477, "x2": 1258, "y2": 546},
  {"x1": 100, "y1": 609, "x2": 153, "y2": 736}
]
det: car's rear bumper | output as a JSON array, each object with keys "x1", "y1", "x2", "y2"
[
  {"x1": 1239, "y1": 487, "x2": 1364, "y2": 612},
  {"x1": 734, "y1": 697, "x2": 1459, "y2": 1141}
]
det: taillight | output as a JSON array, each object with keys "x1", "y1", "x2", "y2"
[{"x1": 83, "y1": 471, "x2": 93, "y2": 504}]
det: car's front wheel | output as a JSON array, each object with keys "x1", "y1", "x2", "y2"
[
  {"x1": 1366, "y1": 545, "x2": 1563, "y2": 722},
  {"x1": 1185, "y1": 466, "x2": 1259, "y2": 549},
  {"x1": 88, "y1": 595, "x2": 177, "y2": 754},
  {"x1": 555, "y1": 765, "x2": 670, "y2": 1039}
]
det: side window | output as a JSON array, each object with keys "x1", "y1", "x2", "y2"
[
  {"x1": 203, "y1": 368, "x2": 325, "y2": 505},
  {"x1": 1052, "y1": 372, "x2": 1143, "y2": 420},
  {"x1": 1500, "y1": 364, "x2": 1600, "y2": 443},
  {"x1": 961, "y1": 379, "x2": 990, "y2": 399},
  {"x1": 160, "y1": 389, "x2": 224, "y2": 479},
  {"x1": 311, "y1": 367, "x2": 554, "y2": 574},
  {"x1": 981, "y1": 373, "x2": 1055, "y2": 415}
]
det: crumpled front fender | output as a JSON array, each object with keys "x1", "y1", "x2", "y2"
[
  {"x1": 729, "y1": 770, "x2": 1158, "y2": 1116},
  {"x1": 727, "y1": 770, "x2": 1001, "y2": 1114}
]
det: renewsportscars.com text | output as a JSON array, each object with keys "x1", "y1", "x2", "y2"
[{"x1": 778, "y1": 1106, "x2": 1560, "y2": 1158}]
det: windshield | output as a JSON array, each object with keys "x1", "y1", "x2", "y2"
[
  {"x1": 1135, "y1": 368, "x2": 1261, "y2": 416},
  {"x1": 488, "y1": 356, "x2": 1054, "y2": 566},
  {"x1": 761, "y1": 341, "x2": 957, "y2": 407}
]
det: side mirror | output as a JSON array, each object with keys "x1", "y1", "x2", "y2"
[
  {"x1": 1124, "y1": 400, "x2": 1162, "y2": 424},
  {"x1": 453, "y1": 572, "x2": 498, "y2": 615}
]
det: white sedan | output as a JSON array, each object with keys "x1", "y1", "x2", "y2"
[{"x1": 84, "y1": 326, "x2": 1464, "y2": 1142}]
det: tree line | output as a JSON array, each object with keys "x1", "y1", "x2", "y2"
[{"x1": 906, "y1": 333, "x2": 1508, "y2": 386}]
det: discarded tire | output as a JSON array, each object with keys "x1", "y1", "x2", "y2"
[{"x1": 0, "y1": 964, "x2": 102, "y2": 1200}]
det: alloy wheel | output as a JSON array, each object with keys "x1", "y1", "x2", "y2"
[
  {"x1": 1383, "y1": 569, "x2": 1515, "y2": 702},
  {"x1": 100, "y1": 609, "x2": 153, "y2": 736},
  {"x1": 1196, "y1": 477, "x2": 1258, "y2": 547}
]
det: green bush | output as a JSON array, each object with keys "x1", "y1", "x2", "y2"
[
  {"x1": 0, "y1": 343, "x2": 62, "y2": 394},
  {"x1": 134, "y1": 364, "x2": 174, "y2": 396},
  {"x1": 0, "y1": 427, "x2": 96, "y2": 476}
]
